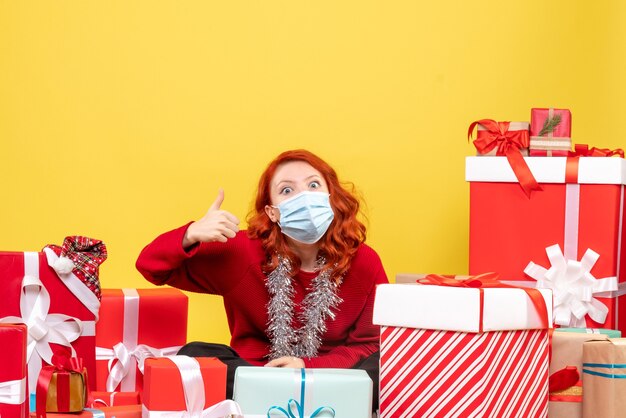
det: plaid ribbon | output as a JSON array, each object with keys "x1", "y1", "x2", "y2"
[{"x1": 45, "y1": 236, "x2": 107, "y2": 300}]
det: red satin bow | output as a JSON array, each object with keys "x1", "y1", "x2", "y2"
[
  {"x1": 419, "y1": 272, "x2": 550, "y2": 332},
  {"x1": 468, "y1": 119, "x2": 542, "y2": 198}
]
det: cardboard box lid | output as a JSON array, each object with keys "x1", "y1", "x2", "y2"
[
  {"x1": 465, "y1": 156, "x2": 626, "y2": 185},
  {"x1": 373, "y1": 283, "x2": 553, "y2": 332}
]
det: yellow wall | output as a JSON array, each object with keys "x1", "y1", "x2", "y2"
[{"x1": 1, "y1": 2, "x2": 625, "y2": 344}]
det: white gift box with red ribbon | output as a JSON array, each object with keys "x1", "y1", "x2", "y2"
[{"x1": 373, "y1": 282, "x2": 553, "y2": 418}]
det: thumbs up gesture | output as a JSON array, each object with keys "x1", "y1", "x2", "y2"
[{"x1": 183, "y1": 189, "x2": 241, "y2": 248}]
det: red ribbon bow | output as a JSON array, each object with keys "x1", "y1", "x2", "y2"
[
  {"x1": 569, "y1": 144, "x2": 624, "y2": 158},
  {"x1": 468, "y1": 119, "x2": 542, "y2": 198},
  {"x1": 565, "y1": 144, "x2": 625, "y2": 184},
  {"x1": 36, "y1": 354, "x2": 89, "y2": 418},
  {"x1": 419, "y1": 272, "x2": 550, "y2": 332}
]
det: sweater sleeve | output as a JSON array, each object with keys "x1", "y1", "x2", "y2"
[
  {"x1": 302, "y1": 252, "x2": 389, "y2": 368},
  {"x1": 135, "y1": 223, "x2": 251, "y2": 295}
]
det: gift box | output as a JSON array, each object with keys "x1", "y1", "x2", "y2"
[
  {"x1": 529, "y1": 108, "x2": 572, "y2": 156},
  {"x1": 89, "y1": 391, "x2": 140, "y2": 407},
  {"x1": 0, "y1": 243, "x2": 103, "y2": 398},
  {"x1": 548, "y1": 330, "x2": 619, "y2": 418},
  {"x1": 36, "y1": 357, "x2": 88, "y2": 416},
  {"x1": 142, "y1": 356, "x2": 230, "y2": 416},
  {"x1": 468, "y1": 119, "x2": 539, "y2": 197},
  {"x1": 582, "y1": 338, "x2": 626, "y2": 418},
  {"x1": 557, "y1": 328, "x2": 622, "y2": 338},
  {"x1": 94, "y1": 288, "x2": 187, "y2": 392},
  {"x1": 0, "y1": 324, "x2": 28, "y2": 418},
  {"x1": 233, "y1": 367, "x2": 372, "y2": 418},
  {"x1": 373, "y1": 278, "x2": 553, "y2": 418},
  {"x1": 30, "y1": 404, "x2": 142, "y2": 418},
  {"x1": 467, "y1": 155, "x2": 626, "y2": 331}
]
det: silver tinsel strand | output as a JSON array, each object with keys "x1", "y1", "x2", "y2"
[{"x1": 265, "y1": 255, "x2": 343, "y2": 360}]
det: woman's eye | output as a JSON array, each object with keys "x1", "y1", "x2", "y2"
[
  {"x1": 309, "y1": 181, "x2": 320, "y2": 189},
  {"x1": 280, "y1": 187, "x2": 293, "y2": 195}
]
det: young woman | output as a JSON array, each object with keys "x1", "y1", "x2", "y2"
[{"x1": 136, "y1": 149, "x2": 388, "y2": 410}]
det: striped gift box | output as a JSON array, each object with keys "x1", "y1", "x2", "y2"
[{"x1": 373, "y1": 282, "x2": 553, "y2": 418}]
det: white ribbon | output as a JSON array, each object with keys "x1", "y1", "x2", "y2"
[
  {"x1": 0, "y1": 252, "x2": 88, "y2": 393},
  {"x1": 525, "y1": 244, "x2": 618, "y2": 327},
  {"x1": 95, "y1": 289, "x2": 181, "y2": 391},
  {"x1": 142, "y1": 356, "x2": 242, "y2": 417},
  {"x1": 43, "y1": 248, "x2": 100, "y2": 320},
  {"x1": 0, "y1": 377, "x2": 26, "y2": 404}
]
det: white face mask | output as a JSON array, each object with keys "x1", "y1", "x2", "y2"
[{"x1": 273, "y1": 191, "x2": 334, "y2": 244}]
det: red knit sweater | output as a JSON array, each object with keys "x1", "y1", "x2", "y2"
[{"x1": 136, "y1": 223, "x2": 388, "y2": 368}]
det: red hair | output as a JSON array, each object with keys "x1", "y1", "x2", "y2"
[{"x1": 247, "y1": 149, "x2": 366, "y2": 282}]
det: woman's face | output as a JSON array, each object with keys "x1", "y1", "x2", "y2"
[{"x1": 265, "y1": 160, "x2": 329, "y2": 222}]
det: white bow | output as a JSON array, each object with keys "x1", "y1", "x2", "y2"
[
  {"x1": 525, "y1": 244, "x2": 618, "y2": 327},
  {"x1": 0, "y1": 252, "x2": 84, "y2": 393},
  {"x1": 143, "y1": 356, "x2": 242, "y2": 417},
  {"x1": 96, "y1": 343, "x2": 180, "y2": 392},
  {"x1": 0, "y1": 377, "x2": 26, "y2": 405}
]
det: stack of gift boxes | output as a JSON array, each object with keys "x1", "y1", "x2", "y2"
[
  {"x1": 373, "y1": 107, "x2": 626, "y2": 418},
  {"x1": 0, "y1": 239, "x2": 372, "y2": 418}
]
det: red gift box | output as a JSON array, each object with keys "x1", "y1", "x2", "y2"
[
  {"x1": 373, "y1": 280, "x2": 552, "y2": 418},
  {"x1": 0, "y1": 324, "x2": 28, "y2": 418},
  {"x1": 142, "y1": 356, "x2": 229, "y2": 416},
  {"x1": 94, "y1": 288, "x2": 188, "y2": 393},
  {"x1": 530, "y1": 108, "x2": 572, "y2": 156},
  {"x1": 89, "y1": 391, "x2": 140, "y2": 407},
  {"x1": 0, "y1": 250, "x2": 100, "y2": 398},
  {"x1": 467, "y1": 155, "x2": 626, "y2": 332}
]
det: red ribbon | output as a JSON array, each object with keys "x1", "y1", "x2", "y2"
[
  {"x1": 548, "y1": 366, "x2": 582, "y2": 402},
  {"x1": 569, "y1": 144, "x2": 624, "y2": 158},
  {"x1": 419, "y1": 272, "x2": 550, "y2": 332},
  {"x1": 468, "y1": 119, "x2": 542, "y2": 197},
  {"x1": 565, "y1": 144, "x2": 624, "y2": 184},
  {"x1": 36, "y1": 355, "x2": 88, "y2": 418},
  {"x1": 549, "y1": 365, "x2": 580, "y2": 393}
]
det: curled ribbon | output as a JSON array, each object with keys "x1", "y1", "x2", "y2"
[
  {"x1": 419, "y1": 272, "x2": 550, "y2": 332},
  {"x1": 0, "y1": 252, "x2": 84, "y2": 394},
  {"x1": 267, "y1": 369, "x2": 336, "y2": 418},
  {"x1": 524, "y1": 244, "x2": 618, "y2": 327},
  {"x1": 468, "y1": 119, "x2": 541, "y2": 197},
  {"x1": 142, "y1": 356, "x2": 242, "y2": 417}
]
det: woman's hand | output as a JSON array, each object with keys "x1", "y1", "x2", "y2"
[
  {"x1": 264, "y1": 356, "x2": 305, "y2": 368},
  {"x1": 182, "y1": 189, "x2": 240, "y2": 248}
]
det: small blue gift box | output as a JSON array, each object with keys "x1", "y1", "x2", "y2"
[{"x1": 233, "y1": 367, "x2": 372, "y2": 418}]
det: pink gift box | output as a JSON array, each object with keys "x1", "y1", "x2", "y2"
[{"x1": 530, "y1": 108, "x2": 572, "y2": 156}]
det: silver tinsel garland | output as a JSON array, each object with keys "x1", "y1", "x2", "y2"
[{"x1": 265, "y1": 255, "x2": 343, "y2": 360}]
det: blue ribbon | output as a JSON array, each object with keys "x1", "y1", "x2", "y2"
[
  {"x1": 267, "y1": 369, "x2": 336, "y2": 418},
  {"x1": 582, "y1": 363, "x2": 626, "y2": 379}
]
